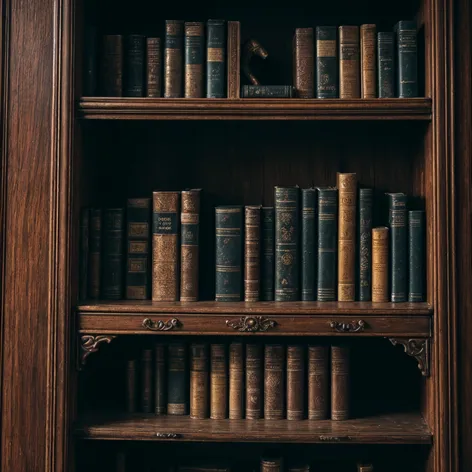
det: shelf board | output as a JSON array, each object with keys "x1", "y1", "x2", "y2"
[
  {"x1": 77, "y1": 98, "x2": 432, "y2": 121},
  {"x1": 74, "y1": 412, "x2": 431, "y2": 444}
]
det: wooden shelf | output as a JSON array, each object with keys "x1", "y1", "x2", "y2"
[{"x1": 77, "y1": 98, "x2": 433, "y2": 121}]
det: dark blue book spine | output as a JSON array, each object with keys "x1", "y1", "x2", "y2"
[
  {"x1": 207, "y1": 19, "x2": 226, "y2": 98},
  {"x1": 167, "y1": 343, "x2": 187, "y2": 415},
  {"x1": 316, "y1": 26, "x2": 338, "y2": 98},
  {"x1": 377, "y1": 32, "x2": 395, "y2": 98},
  {"x1": 125, "y1": 35, "x2": 145, "y2": 97},
  {"x1": 395, "y1": 20, "x2": 418, "y2": 98},
  {"x1": 301, "y1": 189, "x2": 317, "y2": 301},
  {"x1": 358, "y1": 188, "x2": 373, "y2": 301},
  {"x1": 408, "y1": 210, "x2": 425, "y2": 302},
  {"x1": 261, "y1": 207, "x2": 275, "y2": 301}
]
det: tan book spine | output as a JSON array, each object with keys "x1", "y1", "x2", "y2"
[
  {"x1": 287, "y1": 345, "x2": 304, "y2": 420},
  {"x1": 372, "y1": 227, "x2": 389, "y2": 302},
  {"x1": 308, "y1": 345, "x2": 329, "y2": 420},
  {"x1": 190, "y1": 343, "x2": 209, "y2": 419},
  {"x1": 165, "y1": 20, "x2": 184, "y2": 98},
  {"x1": 116, "y1": 452, "x2": 126, "y2": 472},
  {"x1": 227, "y1": 21, "x2": 241, "y2": 98},
  {"x1": 245, "y1": 206, "x2": 261, "y2": 301},
  {"x1": 337, "y1": 172, "x2": 357, "y2": 301},
  {"x1": 264, "y1": 344, "x2": 285, "y2": 420},
  {"x1": 126, "y1": 359, "x2": 137, "y2": 413},
  {"x1": 141, "y1": 349, "x2": 153, "y2": 413},
  {"x1": 211, "y1": 344, "x2": 228, "y2": 419},
  {"x1": 339, "y1": 26, "x2": 360, "y2": 98},
  {"x1": 261, "y1": 457, "x2": 283, "y2": 472},
  {"x1": 360, "y1": 24, "x2": 377, "y2": 98},
  {"x1": 154, "y1": 344, "x2": 166, "y2": 415},
  {"x1": 229, "y1": 342, "x2": 244, "y2": 419},
  {"x1": 246, "y1": 343, "x2": 262, "y2": 419},
  {"x1": 147, "y1": 37, "x2": 162, "y2": 97},
  {"x1": 293, "y1": 28, "x2": 315, "y2": 98},
  {"x1": 331, "y1": 345, "x2": 350, "y2": 420}
]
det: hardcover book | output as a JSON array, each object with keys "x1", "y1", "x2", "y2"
[
  {"x1": 261, "y1": 207, "x2": 275, "y2": 301},
  {"x1": 372, "y1": 227, "x2": 389, "y2": 302},
  {"x1": 293, "y1": 28, "x2": 315, "y2": 98},
  {"x1": 241, "y1": 85, "x2": 295, "y2": 98},
  {"x1": 408, "y1": 210, "x2": 425, "y2": 302},
  {"x1": 244, "y1": 206, "x2": 261, "y2": 301},
  {"x1": 308, "y1": 345, "x2": 329, "y2": 420},
  {"x1": 331, "y1": 345, "x2": 350, "y2": 420},
  {"x1": 301, "y1": 188, "x2": 317, "y2": 301},
  {"x1": 360, "y1": 24, "x2": 377, "y2": 98},
  {"x1": 287, "y1": 345, "x2": 304, "y2": 420},
  {"x1": 88, "y1": 208, "x2": 102, "y2": 299},
  {"x1": 395, "y1": 20, "x2": 418, "y2": 97},
  {"x1": 229, "y1": 343, "x2": 244, "y2": 419},
  {"x1": 358, "y1": 189, "x2": 373, "y2": 301},
  {"x1": 339, "y1": 26, "x2": 360, "y2": 98},
  {"x1": 316, "y1": 26, "x2": 337, "y2": 98},
  {"x1": 164, "y1": 20, "x2": 184, "y2": 98},
  {"x1": 125, "y1": 34, "x2": 145, "y2": 97},
  {"x1": 141, "y1": 349, "x2": 153, "y2": 413},
  {"x1": 211, "y1": 344, "x2": 227, "y2": 419},
  {"x1": 101, "y1": 35, "x2": 123, "y2": 96},
  {"x1": 377, "y1": 32, "x2": 394, "y2": 98},
  {"x1": 185, "y1": 22, "x2": 205, "y2": 98},
  {"x1": 261, "y1": 457, "x2": 283, "y2": 472},
  {"x1": 227, "y1": 21, "x2": 241, "y2": 99},
  {"x1": 154, "y1": 344, "x2": 166, "y2": 415},
  {"x1": 167, "y1": 342, "x2": 187, "y2": 415},
  {"x1": 207, "y1": 19, "x2": 226, "y2": 98},
  {"x1": 264, "y1": 344, "x2": 285, "y2": 419},
  {"x1": 190, "y1": 343, "x2": 209, "y2": 419},
  {"x1": 147, "y1": 38, "x2": 162, "y2": 97},
  {"x1": 126, "y1": 359, "x2": 137, "y2": 413},
  {"x1": 246, "y1": 343, "x2": 262, "y2": 419}
]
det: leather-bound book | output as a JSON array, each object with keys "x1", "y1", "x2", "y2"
[
  {"x1": 152, "y1": 191, "x2": 180, "y2": 301},
  {"x1": 360, "y1": 24, "x2": 376, "y2": 98},
  {"x1": 301, "y1": 188, "x2": 317, "y2": 301},
  {"x1": 316, "y1": 26, "x2": 337, "y2": 98},
  {"x1": 246, "y1": 343, "x2": 262, "y2": 419},
  {"x1": 357, "y1": 465, "x2": 374, "y2": 472},
  {"x1": 215, "y1": 206, "x2": 243, "y2": 301},
  {"x1": 372, "y1": 227, "x2": 389, "y2": 302},
  {"x1": 229, "y1": 342, "x2": 244, "y2": 419},
  {"x1": 154, "y1": 344, "x2": 166, "y2": 415},
  {"x1": 293, "y1": 28, "x2": 315, "y2": 98},
  {"x1": 141, "y1": 349, "x2": 153, "y2": 413},
  {"x1": 308, "y1": 345, "x2": 329, "y2": 420},
  {"x1": 241, "y1": 85, "x2": 295, "y2": 98},
  {"x1": 275, "y1": 186, "x2": 300, "y2": 301},
  {"x1": 339, "y1": 26, "x2": 360, "y2": 98},
  {"x1": 377, "y1": 32, "x2": 394, "y2": 98},
  {"x1": 316, "y1": 188, "x2": 338, "y2": 301},
  {"x1": 125, "y1": 34, "x2": 145, "y2": 97},
  {"x1": 79, "y1": 208, "x2": 90, "y2": 300},
  {"x1": 227, "y1": 21, "x2": 241, "y2": 99},
  {"x1": 358, "y1": 188, "x2": 373, "y2": 301},
  {"x1": 167, "y1": 342, "x2": 188, "y2": 415},
  {"x1": 408, "y1": 210, "x2": 425, "y2": 302},
  {"x1": 261, "y1": 457, "x2": 283, "y2": 472},
  {"x1": 116, "y1": 452, "x2": 126, "y2": 472},
  {"x1": 102, "y1": 208, "x2": 125, "y2": 300},
  {"x1": 88, "y1": 208, "x2": 102, "y2": 299},
  {"x1": 126, "y1": 198, "x2": 151, "y2": 300},
  {"x1": 147, "y1": 38, "x2": 162, "y2": 97},
  {"x1": 264, "y1": 344, "x2": 285, "y2": 419},
  {"x1": 287, "y1": 345, "x2": 304, "y2": 420},
  {"x1": 181, "y1": 190, "x2": 201, "y2": 301},
  {"x1": 101, "y1": 35, "x2": 123, "y2": 96},
  {"x1": 337, "y1": 173, "x2": 357, "y2": 301},
  {"x1": 331, "y1": 345, "x2": 350, "y2": 421},
  {"x1": 185, "y1": 22, "x2": 205, "y2": 98},
  {"x1": 207, "y1": 19, "x2": 226, "y2": 98},
  {"x1": 190, "y1": 343, "x2": 209, "y2": 419},
  {"x1": 211, "y1": 344, "x2": 228, "y2": 419},
  {"x1": 395, "y1": 21, "x2": 418, "y2": 97},
  {"x1": 387, "y1": 193, "x2": 407, "y2": 302},
  {"x1": 245, "y1": 206, "x2": 261, "y2": 302},
  {"x1": 126, "y1": 359, "x2": 137, "y2": 413},
  {"x1": 164, "y1": 20, "x2": 184, "y2": 98},
  {"x1": 261, "y1": 207, "x2": 275, "y2": 301}
]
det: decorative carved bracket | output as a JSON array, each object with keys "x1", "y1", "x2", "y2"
[
  {"x1": 142, "y1": 318, "x2": 181, "y2": 331},
  {"x1": 388, "y1": 338, "x2": 430, "y2": 377},
  {"x1": 79, "y1": 334, "x2": 117, "y2": 369},
  {"x1": 330, "y1": 320, "x2": 366, "y2": 333},
  {"x1": 226, "y1": 316, "x2": 277, "y2": 333}
]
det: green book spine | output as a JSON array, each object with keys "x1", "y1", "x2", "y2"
[
  {"x1": 301, "y1": 189, "x2": 317, "y2": 301},
  {"x1": 395, "y1": 20, "x2": 418, "y2": 98},
  {"x1": 408, "y1": 210, "x2": 425, "y2": 302},
  {"x1": 167, "y1": 342, "x2": 188, "y2": 415}
]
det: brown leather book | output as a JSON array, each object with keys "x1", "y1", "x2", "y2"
[
  {"x1": 360, "y1": 24, "x2": 377, "y2": 98},
  {"x1": 141, "y1": 349, "x2": 153, "y2": 413},
  {"x1": 116, "y1": 452, "x2": 126, "y2": 472},
  {"x1": 261, "y1": 457, "x2": 283, "y2": 472},
  {"x1": 126, "y1": 359, "x2": 137, "y2": 413},
  {"x1": 339, "y1": 26, "x2": 360, "y2": 98},
  {"x1": 246, "y1": 343, "x2": 262, "y2": 419},
  {"x1": 165, "y1": 20, "x2": 184, "y2": 98},
  {"x1": 147, "y1": 38, "x2": 161, "y2": 97},
  {"x1": 227, "y1": 21, "x2": 241, "y2": 98},
  {"x1": 331, "y1": 345, "x2": 350, "y2": 420},
  {"x1": 293, "y1": 28, "x2": 315, "y2": 98},
  {"x1": 101, "y1": 35, "x2": 123, "y2": 96},
  {"x1": 244, "y1": 206, "x2": 261, "y2": 301},
  {"x1": 190, "y1": 343, "x2": 209, "y2": 419},
  {"x1": 308, "y1": 345, "x2": 329, "y2": 420},
  {"x1": 152, "y1": 191, "x2": 180, "y2": 301},
  {"x1": 154, "y1": 344, "x2": 166, "y2": 415},
  {"x1": 264, "y1": 344, "x2": 285, "y2": 420},
  {"x1": 287, "y1": 345, "x2": 304, "y2": 420},
  {"x1": 372, "y1": 227, "x2": 389, "y2": 302},
  {"x1": 88, "y1": 208, "x2": 102, "y2": 299},
  {"x1": 337, "y1": 173, "x2": 357, "y2": 301},
  {"x1": 181, "y1": 189, "x2": 201, "y2": 301},
  {"x1": 211, "y1": 344, "x2": 228, "y2": 419},
  {"x1": 229, "y1": 342, "x2": 244, "y2": 419}
]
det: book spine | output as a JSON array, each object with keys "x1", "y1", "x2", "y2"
[
  {"x1": 261, "y1": 207, "x2": 275, "y2": 301},
  {"x1": 126, "y1": 198, "x2": 151, "y2": 300},
  {"x1": 316, "y1": 26, "x2": 337, "y2": 98},
  {"x1": 408, "y1": 210, "x2": 425, "y2": 302},
  {"x1": 154, "y1": 344, "x2": 166, "y2": 415},
  {"x1": 141, "y1": 349, "x2": 153, "y2": 413},
  {"x1": 360, "y1": 24, "x2": 376, "y2": 98},
  {"x1": 207, "y1": 19, "x2": 226, "y2": 98},
  {"x1": 287, "y1": 345, "x2": 304, "y2": 420},
  {"x1": 102, "y1": 208, "x2": 125, "y2": 300},
  {"x1": 185, "y1": 22, "x2": 205, "y2": 98},
  {"x1": 358, "y1": 188, "x2": 373, "y2": 301},
  {"x1": 79, "y1": 208, "x2": 90, "y2": 300},
  {"x1": 372, "y1": 227, "x2": 389, "y2": 302},
  {"x1": 181, "y1": 190, "x2": 201, "y2": 301},
  {"x1": 396, "y1": 20, "x2": 418, "y2": 98},
  {"x1": 275, "y1": 187, "x2": 300, "y2": 301},
  {"x1": 301, "y1": 189, "x2": 317, "y2": 301},
  {"x1": 210, "y1": 344, "x2": 227, "y2": 419},
  {"x1": 229, "y1": 342, "x2": 244, "y2": 419},
  {"x1": 241, "y1": 85, "x2": 295, "y2": 98},
  {"x1": 88, "y1": 210, "x2": 102, "y2": 299},
  {"x1": 246, "y1": 343, "x2": 262, "y2": 419},
  {"x1": 167, "y1": 343, "x2": 187, "y2": 415},
  {"x1": 84, "y1": 19, "x2": 97, "y2": 96},
  {"x1": 147, "y1": 38, "x2": 162, "y2": 97},
  {"x1": 245, "y1": 206, "x2": 261, "y2": 301},
  {"x1": 101, "y1": 35, "x2": 123, "y2": 96},
  {"x1": 357, "y1": 464, "x2": 374, "y2": 472},
  {"x1": 308, "y1": 345, "x2": 329, "y2": 420},
  {"x1": 264, "y1": 344, "x2": 285, "y2": 420},
  {"x1": 190, "y1": 343, "x2": 209, "y2": 419},
  {"x1": 152, "y1": 192, "x2": 180, "y2": 301},
  {"x1": 126, "y1": 359, "x2": 137, "y2": 413},
  {"x1": 317, "y1": 188, "x2": 338, "y2": 301},
  {"x1": 261, "y1": 458, "x2": 283, "y2": 472},
  {"x1": 293, "y1": 28, "x2": 315, "y2": 98},
  {"x1": 387, "y1": 193, "x2": 407, "y2": 302},
  {"x1": 116, "y1": 452, "x2": 126, "y2": 472},
  {"x1": 125, "y1": 34, "x2": 145, "y2": 97},
  {"x1": 377, "y1": 32, "x2": 394, "y2": 98},
  {"x1": 339, "y1": 26, "x2": 360, "y2": 98},
  {"x1": 227, "y1": 21, "x2": 241, "y2": 99},
  {"x1": 331, "y1": 345, "x2": 350, "y2": 421},
  {"x1": 164, "y1": 20, "x2": 184, "y2": 98},
  {"x1": 215, "y1": 206, "x2": 243, "y2": 301}
]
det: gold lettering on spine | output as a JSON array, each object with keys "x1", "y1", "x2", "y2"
[
  {"x1": 207, "y1": 48, "x2": 224, "y2": 62},
  {"x1": 361, "y1": 24, "x2": 377, "y2": 98}
]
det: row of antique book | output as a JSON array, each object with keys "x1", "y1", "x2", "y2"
[
  {"x1": 124, "y1": 342, "x2": 350, "y2": 421},
  {"x1": 85, "y1": 20, "x2": 418, "y2": 99}
]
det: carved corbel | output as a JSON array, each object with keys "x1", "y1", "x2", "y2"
[
  {"x1": 79, "y1": 334, "x2": 117, "y2": 369},
  {"x1": 388, "y1": 337, "x2": 430, "y2": 377}
]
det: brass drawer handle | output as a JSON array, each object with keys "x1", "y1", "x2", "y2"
[
  {"x1": 226, "y1": 316, "x2": 277, "y2": 332},
  {"x1": 142, "y1": 318, "x2": 181, "y2": 331},
  {"x1": 329, "y1": 320, "x2": 366, "y2": 333},
  {"x1": 156, "y1": 433, "x2": 181, "y2": 439}
]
